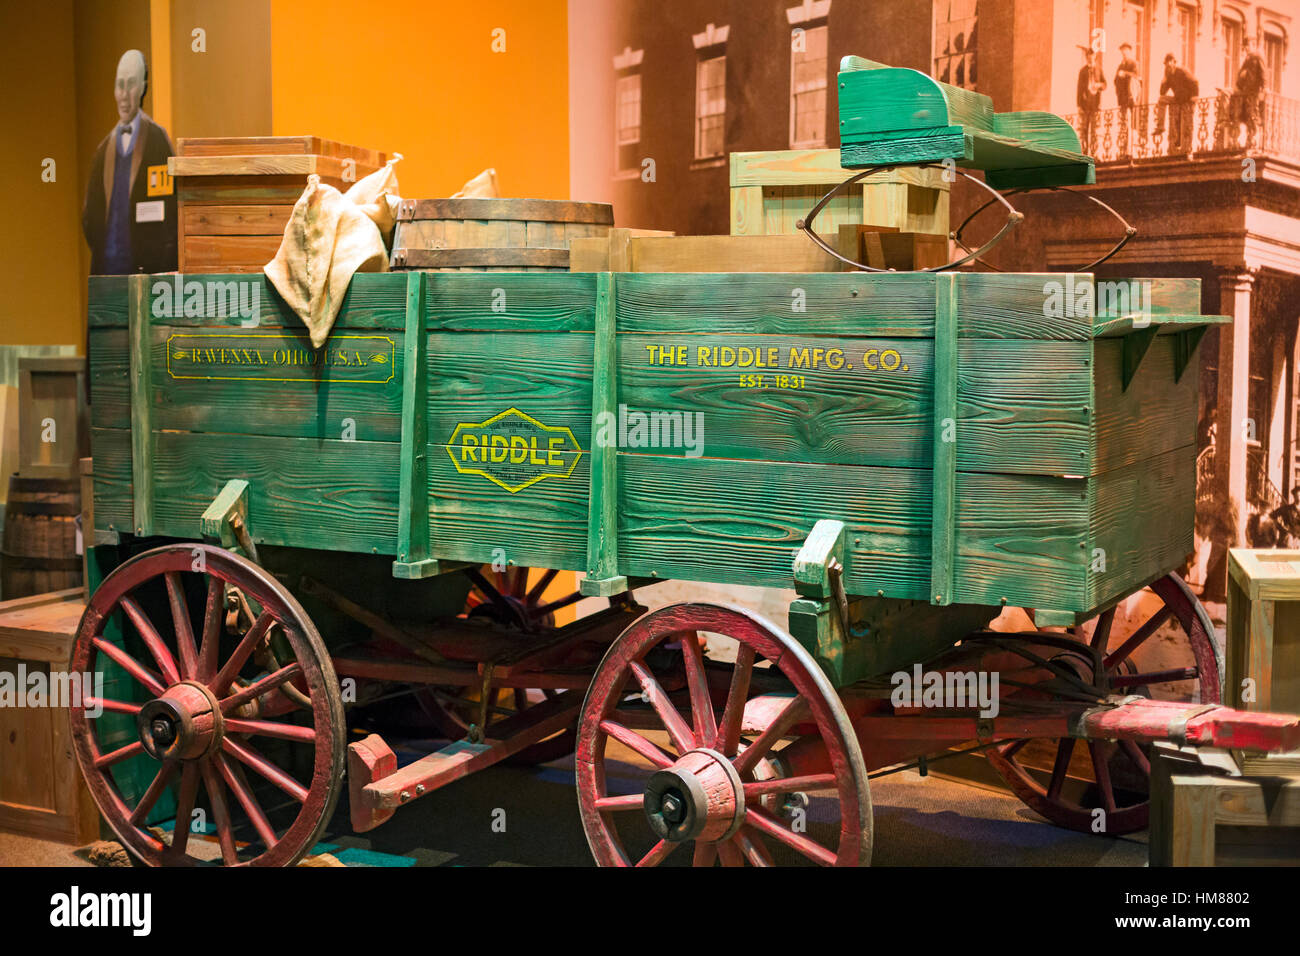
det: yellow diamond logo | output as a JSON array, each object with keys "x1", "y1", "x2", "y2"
[{"x1": 447, "y1": 408, "x2": 582, "y2": 493}]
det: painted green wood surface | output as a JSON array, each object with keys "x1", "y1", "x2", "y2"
[{"x1": 86, "y1": 269, "x2": 1220, "y2": 619}]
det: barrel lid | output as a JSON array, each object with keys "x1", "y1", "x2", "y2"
[{"x1": 396, "y1": 197, "x2": 614, "y2": 225}]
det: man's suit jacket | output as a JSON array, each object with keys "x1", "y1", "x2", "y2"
[{"x1": 82, "y1": 112, "x2": 178, "y2": 275}]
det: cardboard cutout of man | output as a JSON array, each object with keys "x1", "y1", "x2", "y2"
[{"x1": 82, "y1": 50, "x2": 177, "y2": 275}]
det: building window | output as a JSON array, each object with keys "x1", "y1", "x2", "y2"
[
  {"x1": 1264, "y1": 32, "x2": 1285, "y2": 92},
  {"x1": 695, "y1": 54, "x2": 726, "y2": 160},
  {"x1": 789, "y1": 24, "x2": 828, "y2": 148},
  {"x1": 616, "y1": 74, "x2": 641, "y2": 146},
  {"x1": 1122, "y1": 0, "x2": 1149, "y2": 101},
  {"x1": 1222, "y1": 17, "x2": 1243, "y2": 88},
  {"x1": 1176, "y1": 3, "x2": 1196, "y2": 72},
  {"x1": 933, "y1": 0, "x2": 977, "y2": 90}
]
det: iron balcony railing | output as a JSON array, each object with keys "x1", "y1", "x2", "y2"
[{"x1": 1067, "y1": 90, "x2": 1300, "y2": 163}]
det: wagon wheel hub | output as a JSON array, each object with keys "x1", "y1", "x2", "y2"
[
  {"x1": 136, "y1": 681, "x2": 224, "y2": 761},
  {"x1": 643, "y1": 748, "x2": 745, "y2": 844}
]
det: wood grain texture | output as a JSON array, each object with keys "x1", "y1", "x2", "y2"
[
  {"x1": 181, "y1": 235, "x2": 284, "y2": 272},
  {"x1": 425, "y1": 331, "x2": 594, "y2": 447},
  {"x1": 424, "y1": 273, "x2": 596, "y2": 332},
  {"x1": 427, "y1": 445, "x2": 588, "y2": 571},
  {"x1": 182, "y1": 204, "x2": 292, "y2": 236}
]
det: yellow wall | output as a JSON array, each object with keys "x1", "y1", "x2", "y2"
[
  {"x1": 269, "y1": 0, "x2": 570, "y2": 200},
  {"x1": 0, "y1": 0, "x2": 87, "y2": 349},
  {"x1": 169, "y1": 0, "x2": 272, "y2": 139}
]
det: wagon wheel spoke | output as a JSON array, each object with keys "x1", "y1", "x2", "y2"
[
  {"x1": 1110, "y1": 666, "x2": 1200, "y2": 689},
  {"x1": 1000, "y1": 737, "x2": 1030, "y2": 760},
  {"x1": 598, "y1": 719, "x2": 675, "y2": 769},
  {"x1": 92, "y1": 637, "x2": 166, "y2": 698},
  {"x1": 198, "y1": 757, "x2": 240, "y2": 865},
  {"x1": 222, "y1": 736, "x2": 310, "y2": 803},
  {"x1": 94, "y1": 740, "x2": 145, "y2": 770},
  {"x1": 197, "y1": 574, "x2": 225, "y2": 683},
  {"x1": 680, "y1": 633, "x2": 717, "y2": 745},
  {"x1": 525, "y1": 568, "x2": 559, "y2": 605},
  {"x1": 692, "y1": 842, "x2": 718, "y2": 867},
  {"x1": 733, "y1": 826, "x2": 775, "y2": 866},
  {"x1": 636, "y1": 838, "x2": 678, "y2": 867},
  {"x1": 1088, "y1": 606, "x2": 1116, "y2": 652},
  {"x1": 223, "y1": 717, "x2": 316, "y2": 743},
  {"x1": 534, "y1": 590, "x2": 584, "y2": 618},
  {"x1": 466, "y1": 567, "x2": 508, "y2": 611},
  {"x1": 594, "y1": 793, "x2": 645, "y2": 812},
  {"x1": 211, "y1": 611, "x2": 276, "y2": 697},
  {"x1": 1119, "y1": 738, "x2": 1151, "y2": 776},
  {"x1": 164, "y1": 572, "x2": 200, "y2": 680},
  {"x1": 744, "y1": 806, "x2": 837, "y2": 867},
  {"x1": 119, "y1": 596, "x2": 182, "y2": 687},
  {"x1": 714, "y1": 643, "x2": 755, "y2": 756},
  {"x1": 629, "y1": 660, "x2": 696, "y2": 753},
  {"x1": 1088, "y1": 742, "x2": 1118, "y2": 816},
  {"x1": 732, "y1": 696, "x2": 808, "y2": 777},
  {"x1": 1103, "y1": 605, "x2": 1173, "y2": 670},
  {"x1": 219, "y1": 663, "x2": 304, "y2": 714},
  {"x1": 717, "y1": 840, "x2": 746, "y2": 866},
  {"x1": 215, "y1": 751, "x2": 278, "y2": 851},
  {"x1": 129, "y1": 761, "x2": 178, "y2": 827},
  {"x1": 1046, "y1": 737, "x2": 1076, "y2": 802},
  {"x1": 166, "y1": 762, "x2": 201, "y2": 860},
  {"x1": 84, "y1": 697, "x2": 143, "y2": 716}
]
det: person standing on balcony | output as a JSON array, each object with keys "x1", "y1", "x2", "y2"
[
  {"x1": 1113, "y1": 44, "x2": 1142, "y2": 152},
  {"x1": 1076, "y1": 47, "x2": 1106, "y2": 155},
  {"x1": 1234, "y1": 37, "x2": 1266, "y2": 149},
  {"x1": 1153, "y1": 53, "x2": 1199, "y2": 154}
]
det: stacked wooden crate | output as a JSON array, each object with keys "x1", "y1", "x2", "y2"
[{"x1": 169, "y1": 136, "x2": 388, "y2": 273}]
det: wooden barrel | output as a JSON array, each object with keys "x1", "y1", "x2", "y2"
[
  {"x1": 1, "y1": 476, "x2": 82, "y2": 599},
  {"x1": 390, "y1": 198, "x2": 614, "y2": 271}
]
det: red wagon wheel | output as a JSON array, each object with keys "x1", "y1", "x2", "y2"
[
  {"x1": 576, "y1": 603, "x2": 871, "y2": 866},
  {"x1": 986, "y1": 572, "x2": 1221, "y2": 835},
  {"x1": 418, "y1": 565, "x2": 595, "y2": 765},
  {"x1": 70, "y1": 544, "x2": 345, "y2": 866}
]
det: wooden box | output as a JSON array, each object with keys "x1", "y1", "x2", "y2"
[
  {"x1": 391, "y1": 198, "x2": 613, "y2": 272},
  {"x1": 86, "y1": 270, "x2": 1220, "y2": 643},
  {"x1": 730, "y1": 148, "x2": 950, "y2": 238},
  {"x1": 1150, "y1": 744, "x2": 1300, "y2": 865},
  {"x1": 0, "y1": 588, "x2": 101, "y2": 844},
  {"x1": 170, "y1": 136, "x2": 388, "y2": 273},
  {"x1": 16, "y1": 357, "x2": 88, "y2": 480},
  {"x1": 570, "y1": 231, "x2": 846, "y2": 273},
  {"x1": 1227, "y1": 549, "x2": 1300, "y2": 713}
]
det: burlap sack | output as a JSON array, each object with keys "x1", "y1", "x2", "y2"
[
  {"x1": 452, "y1": 167, "x2": 499, "y2": 198},
  {"x1": 345, "y1": 152, "x2": 403, "y2": 242},
  {"x1": 263, "y1": 173, "x2": 389, "y2": 349}
]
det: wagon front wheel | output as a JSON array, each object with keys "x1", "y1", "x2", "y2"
[
  {"x1": 70, "y1": 544, "x2": 345, "y2": 866},
  {"x1": 576, "y1": 603, "x2": 871, "y2": 866}
]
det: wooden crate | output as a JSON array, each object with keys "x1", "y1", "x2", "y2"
[
  {"x1": 170, "y1": 136, "x2": 387, "y2": 274},
  {"x1": 730, "y1": 148, "x2": 950, "y2": 238},
  {"x1": 570, "y1": 231, "x2": 845, "y2": 273},
  {"x1": 16, "y1": 357, "x2": 87, "y2": 480},
  {"x1": 1227, "y1": 549, "x2": 1300, "y2": 713},
  {"x1": 1150, "y1": 744, "x2": 1300, "y2": 865},
  {"x1": 390, "y1": 198, "x2": 614, "y2": 271},
  {"x1": 0, "y1": 588, "x2": 101, "y2": 844}
]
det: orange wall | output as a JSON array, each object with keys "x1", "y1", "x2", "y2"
[{"x1": 270, "y1": 0, "x2": 570, "y2": 200}]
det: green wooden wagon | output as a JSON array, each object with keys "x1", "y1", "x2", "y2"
[{"x1": 67, "y1": 63, "x2": 1300, "y2": 867}]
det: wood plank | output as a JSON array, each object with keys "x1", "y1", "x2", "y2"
[
  {"x1": 169, "y1": 154, "x2": 380, "y2": 179},
  {"x1": 423, "y1": 272, "x2": 596, "y2": 332},
  {"x1": 620, "y1": 235, "x2": 844, "y2": 272},
  {"x1": 396, "y1": 272, "x2": 430, "y2": 572},
  {"x1": 182, "y1": 204, "x2": 292, "y2": 236},
  {"x1": 584, "y1": 274, "x2": 622, "y2": 593},
  {"x1": 181, "y1": 235, "x2": 283, "y2": 272},
  {"x1": 931, "y1": 274, "x2": 957, "y2": 606},
  {"x1": 127, "y1": 276, "x2": 152, "y2": 535}
]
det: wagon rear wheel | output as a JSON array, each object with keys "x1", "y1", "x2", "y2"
[
  {"x1": 985, "y1": 572, "x2": 1220, "y2": 835},
  {"x1": 576, "y1": 603, "x2": 871, "y2": 866},
  {"x1": 70, "y1": 544, "x2": 345, "y2": 866}
]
